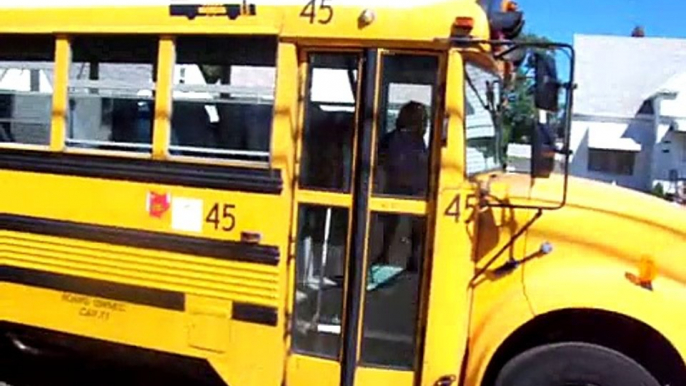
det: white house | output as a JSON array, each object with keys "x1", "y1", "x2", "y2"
[{"x1": 569, "y1": 34, "x2": 686, "y2": 198}]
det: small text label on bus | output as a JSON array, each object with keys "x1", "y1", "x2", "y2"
[{"x1": 62, "y1": 293, "x2": 127, "y2": 322}]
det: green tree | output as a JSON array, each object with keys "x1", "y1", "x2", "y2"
[{"x1": 652, "y1": 182, "x2": 665, "y2": 199}]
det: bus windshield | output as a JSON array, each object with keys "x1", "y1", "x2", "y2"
[{"x1": 465, "y1": 60, "x2": 502, "y2": 175}]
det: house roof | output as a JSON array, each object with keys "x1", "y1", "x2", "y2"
[
  {"x1": 654, "y1": 72, "x2": 686, "y2": 127},
  {"x1": 573, "y1": 34, "x2": 686, "y2": 118}
]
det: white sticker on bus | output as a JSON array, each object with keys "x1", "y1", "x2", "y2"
[{"x1": 171, "y1": 197, "x2": 203, "y2": 233}]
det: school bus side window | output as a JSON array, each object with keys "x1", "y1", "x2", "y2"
[
  {"x1": 171, "y1": 36, "x2": 276, "y2": 163},
  {"x1": 0, "y1": 34, "x2": 55, "y2": 146},
  {"x1": 67, "y1": 35, "x2": 158, "y2": 153}
]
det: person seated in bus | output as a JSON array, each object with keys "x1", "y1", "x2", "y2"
[
  {"x1": 109, "y1": 98, "x2": 152, "y2": 146},
  {"x1": 170, "y1": 100, "x2": 213, "y2": 149},
  {"x1": 374, "y1": 101, "x2": 429, "y2": 272}
]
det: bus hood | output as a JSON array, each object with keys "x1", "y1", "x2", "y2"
[{"x1": 482, "y1": 172, "x2": 686, "y2": 283}]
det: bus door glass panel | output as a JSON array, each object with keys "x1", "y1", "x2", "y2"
[
  {"x1": 292, "y1": 52, "x2": 359, "y2": 359},
  {"x1": 363, "y1": 53, "x2": 439, "y2": 369},
  {"x1": 299, "y1": 53, "x2": 357, "y2": 192}
]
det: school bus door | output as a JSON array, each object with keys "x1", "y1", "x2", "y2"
[{"x1": 285, "y1": 47, "x2": 471, "y2": 386}]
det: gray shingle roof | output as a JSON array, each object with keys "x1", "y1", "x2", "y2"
[{"x1": 573, "y1": 34, "x2": 686, "y2": 118}]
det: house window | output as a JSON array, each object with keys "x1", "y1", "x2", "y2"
[{"x1": 587, "y1": 149, "x2": 635, "y2": 175}]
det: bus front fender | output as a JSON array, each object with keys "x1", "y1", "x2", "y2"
[{"x1": 524, "y1": 263, "x2": 686, "y2": 369}]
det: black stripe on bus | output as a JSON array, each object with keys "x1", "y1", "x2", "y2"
[
  {"x1": 0, "y1": 214, "x2": 280, "y2": 266},
  {"x1": 0, "y1": 149, "x2": 282, "y2": 194},
  {"x1": 0, "y1": 265, "x2": 185, "y2": 311},
  {"x1": 232, "y1": 302, "x2": 278, "y2": 326},
  {"x1": 0, "y1": 266, "x2": 279, "y2": 327}
]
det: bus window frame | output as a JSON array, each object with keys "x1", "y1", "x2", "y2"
[
  {"x1": 297, "y1": 49, "x2": 361, "y2": 195},
  {"x1": 0, "y1": 33, "x2": 282, "y2": 171},
  {"x1": 61, "y1": 34, "x2": 160, "y2": 159},
  {"x1": 0, "y1": 33, "x2": 58, "y2": 152},
  {"x1": 368, "y1": 48, "x2": 445, "y2": 213},
  {"x1": 163, "y1": 34, "x2": 279, "y2": 169}
]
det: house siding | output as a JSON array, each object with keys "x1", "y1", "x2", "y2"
[
  {"x1": 570, "y1": 118, "x2": 650, "y2": 190},
  {"x1": 570, "y1": 34, "x2": 686, "y2": 197}
]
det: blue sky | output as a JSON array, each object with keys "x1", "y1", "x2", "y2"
[
  {"x1": 519, "y1": 0, "x2": 686, "y2": 44},
  {"x1": 517, "y1": 0, "x2": 686, "y2": 80}
]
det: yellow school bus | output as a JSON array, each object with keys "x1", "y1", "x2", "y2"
[{"x1": 0, "y1": 1, "x2": 684, "y2": 386}]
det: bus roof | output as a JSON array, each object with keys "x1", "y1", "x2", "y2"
[
  {"x1": 0, "y1": 0, "x2": 491, "y2": 48},
  {"x1": 0, "y1": 0, "x2": 476, "y2": 10}
]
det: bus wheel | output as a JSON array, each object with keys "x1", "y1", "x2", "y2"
[{"x1": 494, "y1": 342, "x2": 660, "y2": 386}]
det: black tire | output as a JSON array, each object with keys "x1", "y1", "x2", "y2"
[{"x1": 494, "y1": 342, "x2": 660, "y2": 386}]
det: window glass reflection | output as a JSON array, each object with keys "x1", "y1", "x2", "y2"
[
  {"x1": 292, "y1": 204, "x2": 349, "y2": 359},
  {"x1": 0, "y1": 35, "x2": 54, "y2": 146},
  {"x1": 299, "y1": 53, "x2": 358, "y2": 192},
  {"x1": 361, "y1": 212, "x2": 425, "y2": 369},
  {"x1": 373, "y1": 54, "x2": 438, "y2": 199},
  {"x1": 67, "y1": 35, "x2": 157, "y2": 152}
]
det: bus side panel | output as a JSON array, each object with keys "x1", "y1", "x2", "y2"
[{"x1": 0, "y1": 165, "x2": 291, "y2": 386}]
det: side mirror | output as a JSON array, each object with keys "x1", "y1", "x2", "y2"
[
  {"x1": 531, "y1": 122, "x2": 556, "y2": 178},
  {"x1": 533, "y1": 52, "x2": 560, "y2": 112}
]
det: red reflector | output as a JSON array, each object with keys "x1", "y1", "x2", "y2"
[{"x1": 241, "y1": 231, "x2": 262, "y2": 244}]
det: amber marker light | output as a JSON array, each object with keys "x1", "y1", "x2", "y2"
[
  {"x1": 502, "y1": 0, "x2": 519, "y2": 12},
  {"x1": 638, "y1": 256, "x2": 658, "y2": 285},
  {"x1": 454, "y1": 17, "x2": 474, "y2": 29},
  {"x1": 451, "y1": 17, "x2": 474, "y2": 37},
  {"x1": 625, "y1": 255, "x2": 658, "y2": 290}
]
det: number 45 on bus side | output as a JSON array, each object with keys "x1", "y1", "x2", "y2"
[
  {"x1": 205, "y1": 203, "x2": 236, "y2": 232},
  {"x1": 300, "y1": 0, "x2": 334, "y2": 24}
]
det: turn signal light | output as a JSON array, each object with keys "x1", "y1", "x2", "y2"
[
  {"x1": 452, "y1": 17, "x2": 474, "y2": 36},
  {"x1": 502, "y1": 0, "x2": 519, "y2": 12},
  {"x1": 454, "y1": 17, "x2": 474, "y2": 29},
  {"x1": 638, "y1": 256, "x2": 658, "y2": 284},
  {"x1": 625, "y1": 255, "x2": 658, "y2": 290}
]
